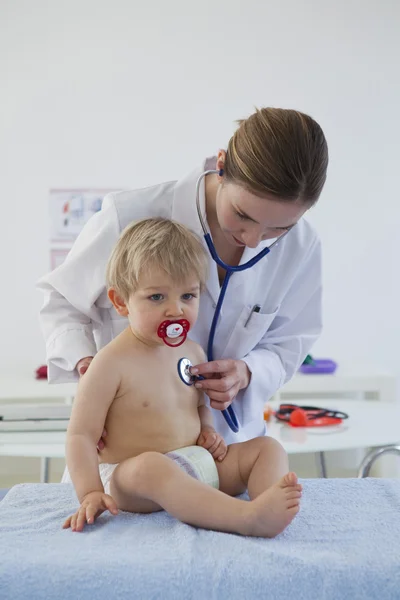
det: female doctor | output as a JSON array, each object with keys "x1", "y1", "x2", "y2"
[{"x1": 38, "y1": 107, "x2": 328, "y2": 445}]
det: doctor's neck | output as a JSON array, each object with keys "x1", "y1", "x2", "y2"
[{"x1": 204, "y1": 173, "x2": 219, "y2": 232}]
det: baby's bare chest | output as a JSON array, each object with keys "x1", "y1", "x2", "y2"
[{"x1": 111, "y1": 352, "x2": 200, "y2": 416}]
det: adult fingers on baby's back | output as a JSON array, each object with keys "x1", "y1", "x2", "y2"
[
  {"x1": 77, "y1": 356, "x2": 93, "y2": 377},
  {"x1": 96, "y1": 429, "x2": 107, "y2": 452}
]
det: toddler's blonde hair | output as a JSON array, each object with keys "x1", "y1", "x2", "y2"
[{"x1": 106, "y1": 218, "x2": 208, "y2": 300}]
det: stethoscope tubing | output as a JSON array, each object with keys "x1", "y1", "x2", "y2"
[{"x1": 196, "y1": 170, "x2": 290, "y2": 433}]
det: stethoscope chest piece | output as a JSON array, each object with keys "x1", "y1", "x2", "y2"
[
  {"x1": 177, "y1": 357, "x2": 205, "y2": 386},
  {"x1": 177, "y1": 358, "x2": 195, "y2": 386}
]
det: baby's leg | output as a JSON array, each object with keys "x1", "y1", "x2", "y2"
[
  {"x1": 216, "y1": 437, "x2": 302, "y2": 537},
  {"x1": 110, "y1": 451, "x2": 265, "y2": 536},
  {"x1": 109, "y1": 456, "x2": 162, "y2": 514},
  {"x1": 217, "y1": 436, "x2": 290, "y2": 498}
]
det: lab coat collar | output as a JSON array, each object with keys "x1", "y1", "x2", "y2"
[
  {"x1": 172, "y1": 157, "x2": 221, "y2": 304},
  {"x1": 171, "y1": 156, "x2": 215, "y2": 237}
]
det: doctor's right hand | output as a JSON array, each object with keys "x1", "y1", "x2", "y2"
[
  {"x1": 63, "y1": 491, "x2": 118, "y2": 532},
  {"x1": 76, "y1": 356, "x2": 93, "y2": 376}
]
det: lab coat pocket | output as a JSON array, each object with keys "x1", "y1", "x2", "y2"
[{"x1": 222, "y1": 305, "x2": 280, "y2": 360}]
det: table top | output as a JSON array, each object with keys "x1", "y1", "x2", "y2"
[
  {"x1": 0, "y1": 399, "x2": 399, "y2": 458},
  {"x1": 0, "y1": 377, "x2": 77, "y2": 400},
  {"x1": 0, "y1": 431, "x2": 67, "y2": 457},
  {"x1": 267, "y1": 400, "x2": 400, "y2": 454}
]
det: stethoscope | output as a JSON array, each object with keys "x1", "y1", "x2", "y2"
[
  {"x1": 275, "y1": 404, "x2": 349, "y2": 427},
  {"x1": 178, "y1": 169, "x2": 291, "y2": 433}
]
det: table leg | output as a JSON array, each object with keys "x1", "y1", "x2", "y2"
[
  {"x1": 357, "y1": 445, "x2": 400, "y2": 478},
  {"x1": 40, "y1": 457, "x2": 50, "y2": 483},
  {"x1": 317, "y1": 451, "x2": 327, "y2": 478}
]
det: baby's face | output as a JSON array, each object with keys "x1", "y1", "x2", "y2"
[{"x1": 127, "y1": 267, "x2": 201, "y2": 346}]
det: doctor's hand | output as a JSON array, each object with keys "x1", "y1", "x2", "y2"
[
  {"x1": 191, "y1": 359, "x2": 251, "y2": 411},
  {"x1": 76, "y1": 356, "x2": 93, "y2": 377},
  {"x1": 62, "y1": 491, "x2": 118, "y2": 532}
]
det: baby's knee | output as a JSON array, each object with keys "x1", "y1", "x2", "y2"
[
  {"x1": 253, "y1": 435, "x2": 286, "y2": 457},
  {"x1": 132, "y1": 451, "x2": 164, "y2": 480},
  {"x1": 119, "y1": 451, "x2": 164, "y2": 492}
]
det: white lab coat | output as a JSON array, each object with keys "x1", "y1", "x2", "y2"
[{"x1": 38, "y1": 158, "x2": 322, "y2": 445}]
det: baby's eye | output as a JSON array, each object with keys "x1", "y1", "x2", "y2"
[
  {"x1": 182, "y1": 293, "x2": 196, "y2": 300},
  {"x1": 235, "y1": 211, "x2": 248, "y2": 220},
  {"x1": 149, "y1": 294, "x2": 164, "y2": 301}
]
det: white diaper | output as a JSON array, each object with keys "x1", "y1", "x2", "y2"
[
  {"x1": 165, "y1": 445, "x2": 220, "y2": 489},
  {"x1": 61, "y1": 463, "x2": 117, "y2": 495},
  {"x1": 62, "y1": 445, "x2": 219, "y2": 494},
  {"x1": 99, "y1": 463, "x2": 118, "y2": 494}
]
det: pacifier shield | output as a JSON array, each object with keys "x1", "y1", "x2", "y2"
[{"x1": 157, "y1": 319, "x2": 190, "y2": 347}]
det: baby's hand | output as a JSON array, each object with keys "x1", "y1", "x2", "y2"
[
  {"x1": 62, "y1": 491, "x2": 118, "y2": 532},
  {"x1": 197, "y1": 426, "x2": 228, "y2": 462}
]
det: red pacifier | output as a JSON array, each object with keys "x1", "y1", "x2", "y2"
[{"x1": 157, "y1": 319, "x2": 190, "y2": 347}]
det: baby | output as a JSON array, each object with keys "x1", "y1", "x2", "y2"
[{"x1": 63, "y1": 218, "x2": 301, "y2": 537}]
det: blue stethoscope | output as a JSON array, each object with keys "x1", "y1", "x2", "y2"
[{"x1": 178, "y1": 169, "x2": 290, "y2": 433}]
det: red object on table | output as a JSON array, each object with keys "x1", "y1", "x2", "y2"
[
  {"x1": 35, "y1": 365, "x2": 48, "y2": 380},
  {"x1": 289, "y1": 408, "x2": 343, "y2": 427}
]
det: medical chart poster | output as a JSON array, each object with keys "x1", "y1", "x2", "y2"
[{"x1": 49, "y1": 189, "x2": 115, "y2": 269}]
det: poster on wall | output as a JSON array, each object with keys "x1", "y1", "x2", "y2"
[{"x1": 49, "y1": 189, "x2": 115, "y2": 269}]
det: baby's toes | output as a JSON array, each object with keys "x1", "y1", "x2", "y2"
[
  {"x1": 286, "y1": 490, "x2": 302, "y2": 501},
  {"x1": 281, "y1": 472, "x2": 298, "y2": 488}
]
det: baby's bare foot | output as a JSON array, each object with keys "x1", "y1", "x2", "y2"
[{"x1": 246, "y1": 472, "x2": 302, "y2": 538}]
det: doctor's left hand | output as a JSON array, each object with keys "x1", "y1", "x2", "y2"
[{"x1": 191, "y1": 359, "x2": 251, "y2": 411}]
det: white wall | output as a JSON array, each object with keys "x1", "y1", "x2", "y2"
[{"x1": 1, "y1": 0, "x2": 399, "y2": 381}]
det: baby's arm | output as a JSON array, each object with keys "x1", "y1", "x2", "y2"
[
  {"x1": 194, "y1": 346, "x2": 228, "y2": 462},
  {"x1": 66, "y1": 350, "x2": 120, "y2": 502},
  {"x1": 197, "y1": 393, "x2": 227, "y2": 461},
  {"x1": 194, "y1": 345, "x2": 217, "y2": 430},
  {"x1": 197, "y1": 393, "x2": 215, "y2": 431}
]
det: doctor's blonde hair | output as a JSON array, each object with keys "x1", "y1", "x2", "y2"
[
  {"x1": 106, "y1": 218, "x2": 208, "y2": 300},
  {"x1": 225, "y1": 108, "x2": 328, "y2": 205}
]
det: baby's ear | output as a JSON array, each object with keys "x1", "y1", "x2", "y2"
[{"x1": 108, "y1": 288, "x2": 129, "y2": 317}]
